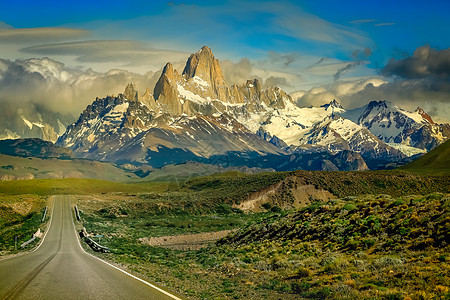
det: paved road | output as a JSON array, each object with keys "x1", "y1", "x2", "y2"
[{"x1": 0, "y1": 195, "x2": 180, "y2": 300}]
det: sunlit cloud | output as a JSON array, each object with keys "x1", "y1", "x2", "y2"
[
  {"x1": 0, "y1": 57, "x2": 161, "y2": 116},
  {"x1": 0, "y1": 26, "x2": 88, "y2": 43},
  {"x1": 20, "y1": 40, "x2": 189, "y2": 73}
]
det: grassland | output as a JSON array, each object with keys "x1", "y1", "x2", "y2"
[
  {"x1": 1, "y1": 158, "x2": 449, "y2": 297},
  {"x1": 0, "y1": 178, "x2": 170, "y2": 195},
  {"x1": 72, "y1": 192, "x2": 449, "y2": 299},
  {"x1": 400, "y1": 139, "x2": 450, "y2": 174},
  {"x1": 0, "y1": 154, "x2": 140, "y2": 181},
  {"x1": 0, "y1": 194, "x2": 48, "y2": 255}
]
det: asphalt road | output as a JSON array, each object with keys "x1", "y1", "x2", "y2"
[{"x1": 0, "y1": 195, "x2": 180, "y2": 300}]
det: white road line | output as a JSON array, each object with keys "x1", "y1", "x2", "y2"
[
  {"x1": 0, "y1": 196, "x2": 56, "y2": 261},
  {"x1": 68, "y1": 196, "x2": 183, "y2": 300}
]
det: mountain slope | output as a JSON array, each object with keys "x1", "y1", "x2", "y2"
[
  {"x1": 341, "y1": 100, "x2": 449, "y2": 152},
  {"x1": 0, "y1": 154, "x2": 138, "y2": 181},
  {"x1": 0, "y1": 138, "x2": 73, "y2": 159},
  {"x1": 57, "y1": 46, "x2": 448, "y2": 171},
  {"x1": 400, "y1": 139, "x2": 450, "y2": 174}
]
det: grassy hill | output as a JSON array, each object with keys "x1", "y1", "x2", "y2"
[
  {"x1": 0, "y1": 178, "x2": 169, "y2": 195},
  {"x1": 400, "y1": 139, "x2": 450, "y2": 174},
  {"x1": 0, "y1": 154, "x2": 139, "y2": 181},
  {"x1": 214, "y1": 193, "x2": 450, "y2": 299}
]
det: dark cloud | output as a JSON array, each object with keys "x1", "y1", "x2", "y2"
[
  {"x1": 0, "y1": 57, "x2": 161, "y2": 116},
  {"x1": 334, "y1": 61, "x2": 364, "y2": 81},
  {"x1": 352, "y1": 47, "x2": 372, "y2": 59},
  {"x1": 313, "y1": 57, "x2": 330, "y2": 65},
  {"x1": 267, "y1": 51, "x2": 297, "y2": 67},
  {"x1": 382, "y1": 45, "x2": 450, "y2": 79}
]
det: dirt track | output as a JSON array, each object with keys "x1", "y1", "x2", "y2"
[{"x1": 139, "y1": 230, "x2": 234, "y2": 250}]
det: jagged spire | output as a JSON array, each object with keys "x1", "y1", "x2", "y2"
[
  {"x1": 123, "y1": 82, "x2": 138, "y2": 101},
  {"x1": 182, "y1": 46, "x2": 228, "y2": 100},
  {"x1": 321, "y1": 99, "x2": 343, "y2": 110}
]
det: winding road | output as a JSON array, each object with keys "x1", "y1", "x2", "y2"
[{"x1": 0, "y1": 195, "x2": 181, "y2": 300}]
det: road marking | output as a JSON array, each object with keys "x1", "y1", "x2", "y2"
[
  {"x1": 68, "y1": 196, "x2": 183, "y2": 300},
  {"x1": 2, "y1": 197, "x2": 60, "y2": 299},
  {"x1": 0, "y1": 196, "x2": 56, "y2": 261}
]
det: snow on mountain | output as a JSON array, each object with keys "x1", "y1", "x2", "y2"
[
  {"x1": 341, "y1": 100, "x2": 449, "y2": 152},
  {"x1": 57, "y1": 92, "x2": 155, "y2": 156},
  {"x1": 295, "y1": 114, "x2": 406, "y2": 168},
  {"x1": 0, "y1": 102, "x2": 73, "y2": 142},
  {"x1": 56, "y1": 46, "x2": 448, "y2": 170}
]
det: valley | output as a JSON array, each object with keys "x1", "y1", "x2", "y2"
[
  {"x1": 1, "y1": 162, "x2": 449, "y2": 299},
  {"x1": 1, "y1": 2, "x2": 450, "y2": 300}
]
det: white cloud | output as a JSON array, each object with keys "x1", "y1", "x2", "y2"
[
  {"x1": 21, "y1": 40, "x2": 189, "y2": 73},
  {"x1": 292, "y1": 77, "x2": 450, "y2": 123},
  {"x1": 0, "y1": 57, "x2": 161, "y2": 116}
]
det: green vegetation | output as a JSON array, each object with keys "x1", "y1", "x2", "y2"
[
  {"x1": 400, "y1": 139, "x2": 450, "y2": 174},
  {"x1": 0, "y1": 178, "x2": 168, "y2": 195},
  {"x1": 0, "y1": 195, "x2": 47, "y2": 254},
  {"x1": 1, "y1": 161, "x2": 449, "y2": 298},
  {"x1": 0, "y1": 169, "x2": 448, "y2": 199},
  {"x1": 72, "y1": 192, "x2": 449, "y2": 299}
]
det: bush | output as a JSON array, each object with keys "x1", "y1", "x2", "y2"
[
  {"x1": 296, "y1": 267, "x2": 310, "y2": 278},
  {"x1": 215, "y1": 204, "x2": 233, "y2": 215},
  {"x1": 291, "y1": 281, "x2": 311, "y2": 293}
]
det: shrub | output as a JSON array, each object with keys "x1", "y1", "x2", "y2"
[
  {"x1": 291, "y1": 281, "x2": 311, "y2": 293},
  {"x1": 343, "y1": 203, "x2": 356, "y2": 211},
  {"x1": 296, "y1": 267, "x2": 310, "y2": 278}
]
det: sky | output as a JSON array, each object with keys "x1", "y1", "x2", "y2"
[{"x1": 0, "y1": 0, "x2": 449, "y2": 121}]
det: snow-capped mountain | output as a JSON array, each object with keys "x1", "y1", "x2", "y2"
[
  {"x1": 341, "y1": 100, "x2": 449, "y2": 153},
  {"x1": 56, "y1": 46, "x2": 448, "y2": 171},
  {"x1": 295, "y1": 114, "x2": 406, "y2": 169},
  {"x1": 0, "y1": 102, "x2": 73, "y2": 142}
]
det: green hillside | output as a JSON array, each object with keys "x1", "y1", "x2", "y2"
[
  {"x1": 400, "y1": 139, "x2": 450, "y2": 174},
  {"x1": 0, "y1": 154, "x2": 138, "y2": 181}
]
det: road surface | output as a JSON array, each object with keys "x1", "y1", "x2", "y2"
[{"x1": 0, "y1": 195, "x2": 180, "y2": 300}]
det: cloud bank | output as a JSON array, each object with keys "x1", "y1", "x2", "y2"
[
  {"x1": 293, "y1": 46, "x2": 450, "y2": 123},
  {"x1": 382, "y1": 45, "x2": 450, "y2": 79},
  {"x1": 21, "y1": 40, "x2": 189, "y2": 73},
  {"x1": 0, "y1": 57, "x2": 161, "y2": 116},
  {"x1": 0, "y1": 27, "x2": 88, "y2": 43}
]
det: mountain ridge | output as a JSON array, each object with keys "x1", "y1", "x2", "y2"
[{"x1": 50, "y1": 46, "x2": 449, "y2": 171}]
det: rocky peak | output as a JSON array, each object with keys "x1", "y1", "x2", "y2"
[
  {"x1": 123, "y1": 82, "x2": 139, "y2": 101},
  {"x1": 367, "y1": 100, "x2": 398, "y2": 110},
  {"x1": 415, "y1": 107, "x2": 435, "y2": 124},
  {"x1": 246, "y1": 78, "x2": 262, "y2": 91},
  {"x1": 182, "y1": 46, "x2": 228, "y2": 99},
  {"x1": 321, "y1": 99, "x2": 343, "y2": 110},
  {"x1": 141, "y1": 88, "x2": 156, "y2": 110},
  {"x1": 153, "y1": 62, "x2": 182, "y2": 114},
  {"x1": 154, "y1": 62, "x2": 177, "y2": 100}
]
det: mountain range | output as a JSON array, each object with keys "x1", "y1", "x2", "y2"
[
  {"x1": 0, "y1": 102, "x2": 73, "y2": 142},
  {"x1": 2, "y1": 46, "x2": 449, "y2": 172}
]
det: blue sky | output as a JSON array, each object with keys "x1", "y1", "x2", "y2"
[{"x1": 0, "y1": 0, "x2": 449, "y2": 120}]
